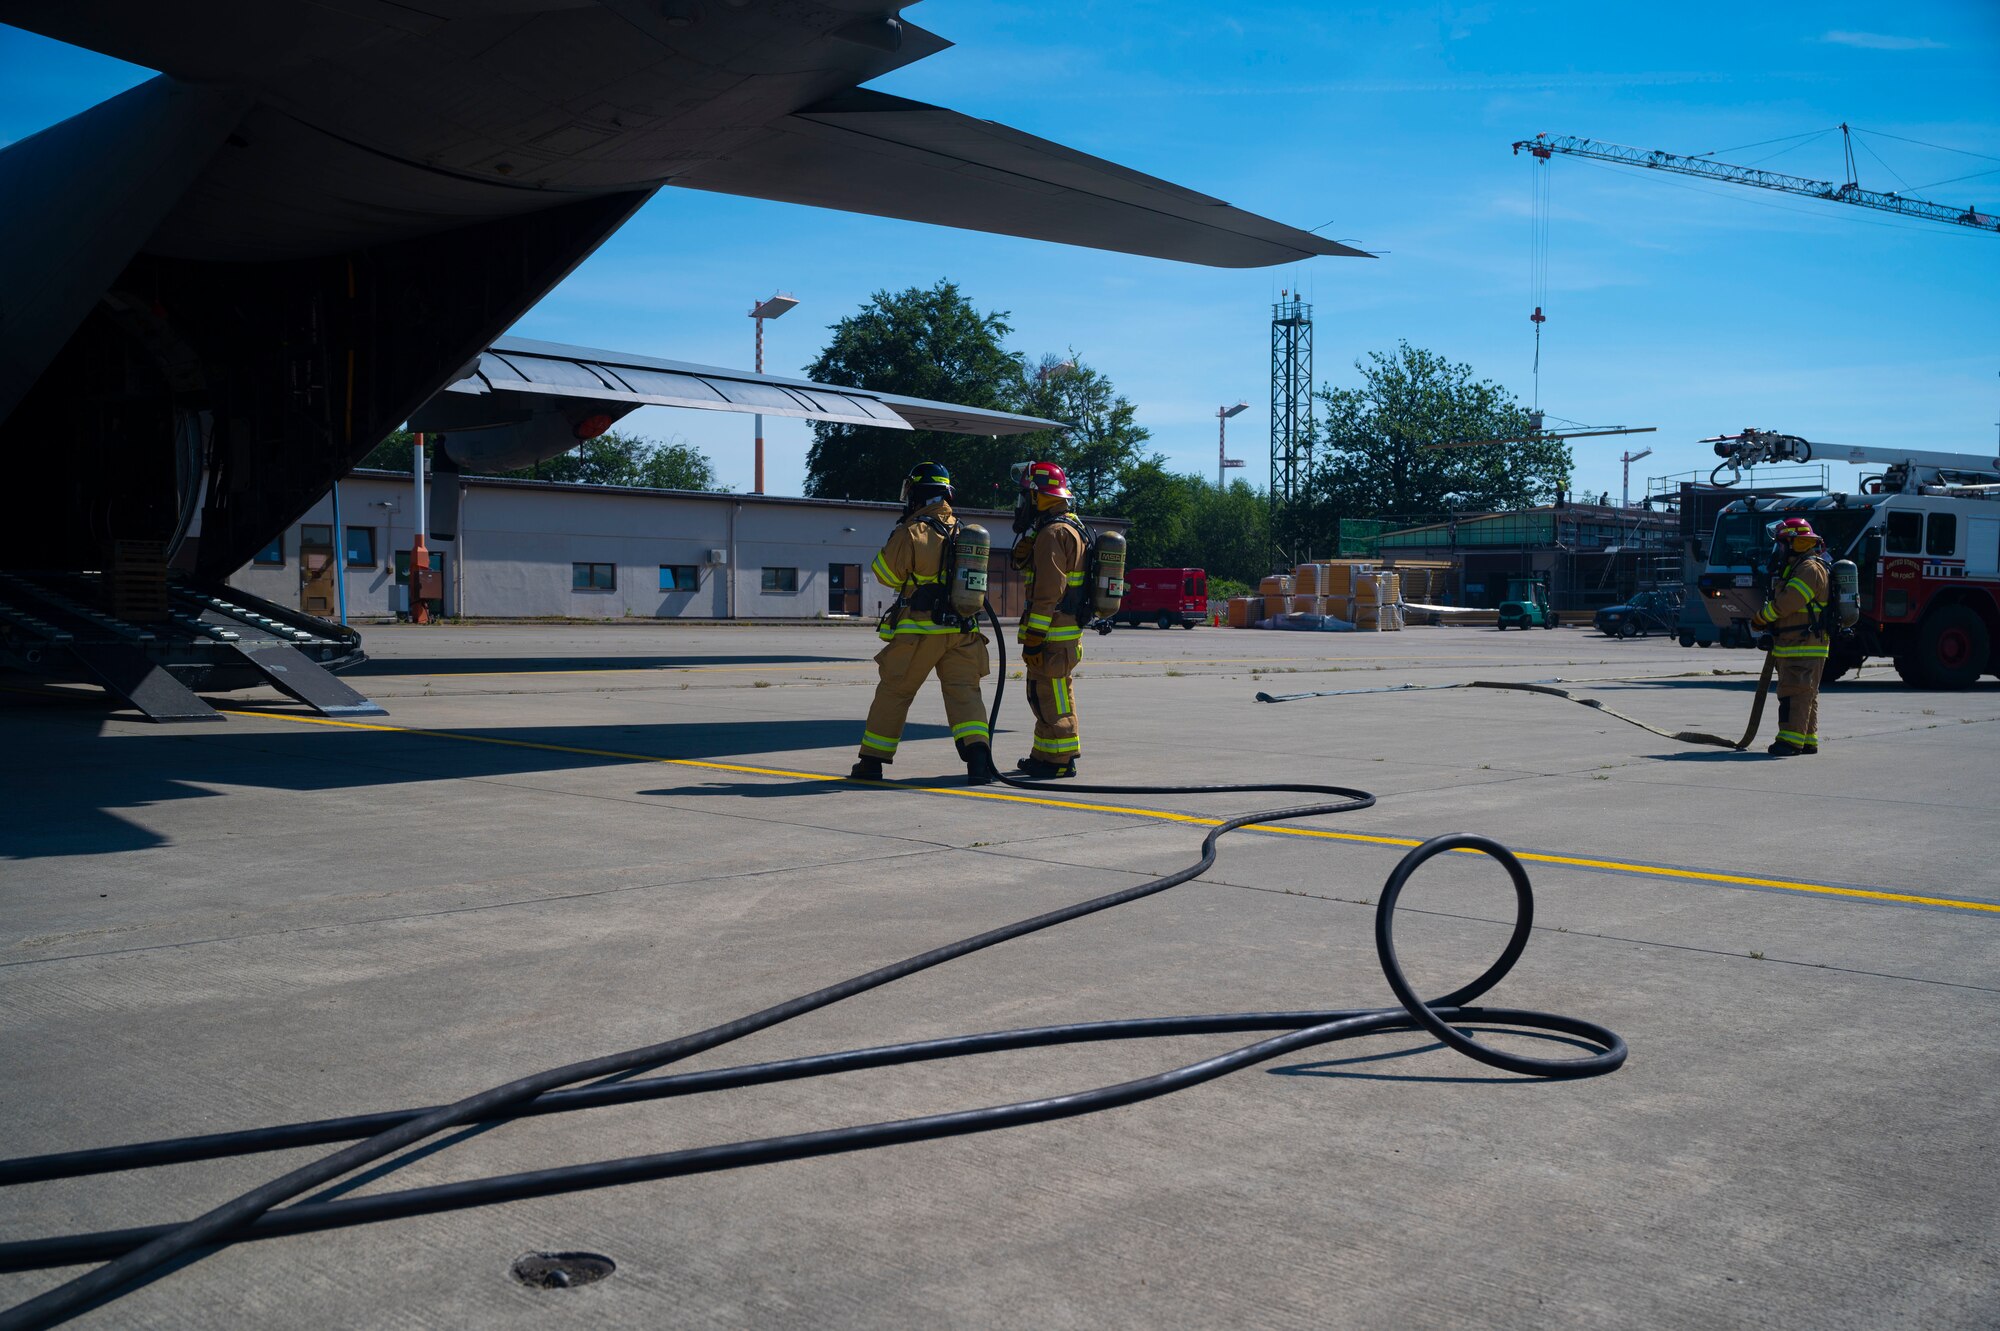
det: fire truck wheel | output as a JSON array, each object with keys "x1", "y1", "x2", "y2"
[{"x1": 1911, "y1": 605, "x2": 1990, "y2": 690}]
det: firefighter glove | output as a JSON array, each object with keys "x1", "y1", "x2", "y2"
[{"x1": 1755, "y1": 632, "x2": 1775, "y2": 653}]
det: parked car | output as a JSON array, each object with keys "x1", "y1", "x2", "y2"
[
  {"x1": 1113, "y1": 567, "x2": 1207, "y2": 628},
  {"x1": 1595, "y1": 589, "x2": 1680, "y2": 638}
]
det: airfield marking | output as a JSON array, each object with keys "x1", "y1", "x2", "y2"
[
  {"x1": 220, "y1": 708, "x2": 2000, "y2": 916},
  {"x1": 376, "y1": 655, "x2": 1381, "y2": 678}
]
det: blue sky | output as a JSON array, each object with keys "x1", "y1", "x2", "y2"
[{"x1": 5, "y1": 2, "x2": 1998, "y2": 503}]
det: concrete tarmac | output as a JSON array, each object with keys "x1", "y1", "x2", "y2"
[{"x1": 3, "y1": 621, "x2": 1996, "y2": 1329}]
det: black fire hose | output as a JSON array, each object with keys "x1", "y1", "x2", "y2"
[{"x1": 0, "y1": 607, "x2": 1625, "y2": 1327}]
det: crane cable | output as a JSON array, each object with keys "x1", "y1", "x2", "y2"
[{"x1": 1530, "y1": 152, "x2": 1550, "y2": 411}]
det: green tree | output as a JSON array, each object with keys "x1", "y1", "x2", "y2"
[
  {"x1": 802, "y1": 281, "x2": 1027, "y2": 501},
  {"x1": 635, "y1": 437, "x2": 724, "y2": 491},
  {"x1": 353, "y1": 428, "x2": 724, "y2": 490},
  {"x1": 1307, "y1": 343, "x2": 1569, "y2": 524},
  {"x1": 1015, "y1": 352, "x2": 1151, "y2": 510},
  {"x1": 356, "y1": 428, "x2": 420, "y2": 472}
]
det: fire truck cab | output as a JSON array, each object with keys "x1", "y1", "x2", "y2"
[{"x1": 1697, "y1": 444, "x2": 2000, "y2": 689}]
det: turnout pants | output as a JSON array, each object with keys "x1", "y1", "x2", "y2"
[
  {"x1": 1024, "y1": 639, "x2": 1081, "y2": 763},
  {"x1": 859, "y1": 631, "x2": 991, "y2": 762},
  {"x1": 1775, "y1": 657, "x2": 1824, "y2": 749}
]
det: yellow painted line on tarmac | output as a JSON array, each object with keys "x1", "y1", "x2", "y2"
[
  {"x1": 374, "y1": 653, "x2": 1549, "y2": 679},
  {"x1": 221, "y1": 708, "x2": 1998, "y2": 916}
]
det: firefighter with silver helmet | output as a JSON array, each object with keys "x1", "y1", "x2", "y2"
[
  {"x1": 1010, "y1": 460, "x2": 1088, "y2": 777},
  {"x1": 851, "y1": 461, "x2": 1000, "y2": 785},
  {"x1": 1752, "y1": 515, "x2": 1831, "y2": 756}
]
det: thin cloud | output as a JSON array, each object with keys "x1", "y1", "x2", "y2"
[{"x1": 1819, "y1": 30, "x2": 1946, "y2": 51}]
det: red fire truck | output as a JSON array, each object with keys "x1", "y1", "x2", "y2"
[
  {"x1": 1697, "y1": 436, "x2": 2000, "y2": 688},
  {"x1": 1112, "y1": 567, "x2": 1208, "y2": 628}
]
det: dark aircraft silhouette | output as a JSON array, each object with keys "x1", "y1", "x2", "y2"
[{"x1": 0, "y1": 3, "x2": 1360, "y2": 717}]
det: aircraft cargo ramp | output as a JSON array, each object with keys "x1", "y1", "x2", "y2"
[{"x1": 0, "y1": 571, "x2": 381, "y2": 722}]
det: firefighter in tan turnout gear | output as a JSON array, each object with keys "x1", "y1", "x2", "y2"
[
  {"x1": 1011, "y1": 461, "x2": 1088, "y2": 778},
  {"x1": 1752, "y1": 515, "x2": 1832, "y2": 757},
  {"x1": 851, "y1": 462, "x2": 1000, "y2": 785}
]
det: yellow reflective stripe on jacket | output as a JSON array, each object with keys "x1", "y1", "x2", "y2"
[
  {"x1": 1043, "y1": 624, "x2": 1084, "y2": 642},
  {"x1": 1771, "y1": 642, "x2": 1829, "y2": 658},
  {"x1": 1064, "y1": 571, "x2": 1084, "y2": 586},
  {"x1": 1023, "y1": 611, "x2": 1053, "y2": 630},
  {"x1": 870, "y1": 551, "x2": 897, "y2": 586}
]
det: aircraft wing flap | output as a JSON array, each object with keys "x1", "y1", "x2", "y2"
[
  {"x1": 670, "y1": 89, "x2": 1366, "y2": 268},
  {"x1": 422, "y1": 338, "x2": 1062, "y2": 437}
]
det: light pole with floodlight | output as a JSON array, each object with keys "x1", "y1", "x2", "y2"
[
  {"x1": 748, "y1": 292, "x2": 798, "y2": 493},
  {"x1": 1217, "y1": 401, "x2": 1248, "y2": 489}
]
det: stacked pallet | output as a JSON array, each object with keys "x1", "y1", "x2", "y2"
[
  {"x1": 1229, "y1": 559, "x2": 1455, "y2": 629},
  {"x1": 1259, "y1": 574, "x2": 1293, "y2": 621}
]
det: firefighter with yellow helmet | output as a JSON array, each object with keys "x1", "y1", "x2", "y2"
[
  {"x1": 852, "y1": 461, "x2": 1000, "y2": 785},
  {"x1": 1010, "y1": 460, "x2": 1088, "y2": 777},
  {"x1": 1752, "y1": 515, "x2": 1831, "y2": 756}
]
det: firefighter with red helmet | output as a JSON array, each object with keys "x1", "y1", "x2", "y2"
[
  {"x1": 1009, "y1": 460, "x2": 1088, "y2": 777},
  {"x1": 851, "y1": 461, "x2": 1000, "y2": 785},
  {"x1": 1752, "y1": 515, "x2": 1831, "y2": 756}
]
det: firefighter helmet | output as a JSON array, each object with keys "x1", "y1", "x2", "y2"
[
  {"x1": 1015, "y1": 460, "x2": 1072, "y2": 502},
  {"x1": 900, "y1": 460, "x2": 953, "y2": 506},
  {"x1": 1766, "y1": 515, "x2": 1822, "y2": 555}
]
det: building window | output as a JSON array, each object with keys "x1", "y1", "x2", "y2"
[
  {"x1": 300, "y1": 523, "x2": 333, "y2": 549},
  {"x1": 254, "y1": 535, "x2": 284, "y2": 566},
  {"x1": 572, "y1": 562, "x2": 616, "y2": 591},
  {"x1": 659, "y1": 565, "x2": 700, "y2": 591},
  {"x1": 761, "y1": 566, "x2": 799, "y2": 593},
  {"x1": 344, "y1": 526, "x2": 376, "y2": 568}
]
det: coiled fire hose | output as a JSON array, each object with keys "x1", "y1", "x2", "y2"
[{"x1": 0, "y1": 605, "x2": 1625, "y2": 1328}]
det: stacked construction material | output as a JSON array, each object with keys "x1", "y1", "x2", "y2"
[
  {"x1": 1259, "y1": 573, "x2": 1293, "y2": 621},
  {"x1": 1353, "y1": 570, "x2": 1403, "y2": 631},
  {"x1": 1227, "y1": 559, "x2": 1435, "y2": 629}
]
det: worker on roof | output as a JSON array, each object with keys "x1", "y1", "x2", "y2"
[
  {"x1": 852, "y1": 461, "x2": 999, "y2": 785},
  {"x1": 1753, "y1": 515, "x2": 1831, "y2": 757},
  {"x1": 1010, "y1": 460, "x2": 1088, "y2": 778}
]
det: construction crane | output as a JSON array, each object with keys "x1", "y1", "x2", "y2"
[{"x1": 1512, "y1": 126, "x2": 2000, "y2": 234}]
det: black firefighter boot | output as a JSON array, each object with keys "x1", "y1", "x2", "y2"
[
  {"x1": 961, "y1": 742, "x2": 1000, "y2": 786},
  {"x1": 1014, "y1": 754, "x2": 1076, "y2": 780},
  {"x1": 849, "y1": 755, "x2": 887, "y2": 780}
]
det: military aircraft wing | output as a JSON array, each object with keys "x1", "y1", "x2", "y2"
[
  {"x1": 412, "y1": 336, "x2": 1061, "y2": 476},
  {"x1": 670, "y1": 88, "x2": 1369, "y2": 268}
]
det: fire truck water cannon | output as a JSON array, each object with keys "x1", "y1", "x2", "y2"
[{"x1": 1704, "y1": 429, "x2": 1814, "y2": 486}]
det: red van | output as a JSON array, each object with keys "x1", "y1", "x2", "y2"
[{"x1": 1114, "y1": 567, "x2": 1207, "y2": 628}]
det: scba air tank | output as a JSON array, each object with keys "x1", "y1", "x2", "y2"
[
  {"x1": 1831, "y1": 558, "x2": 1860, "y2": 629},
  {"x1": 1091, "y1": 529, "x2": 1128, "y2": 618},
  {"x1": 948, "y1": 523, "x2": 991, "y2": 619}
]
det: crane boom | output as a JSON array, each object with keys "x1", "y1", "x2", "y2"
[{"x1": 1513, "y1": 129, "x2": 2000, "y2": 234}]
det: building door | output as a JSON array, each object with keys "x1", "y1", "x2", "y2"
[
  {"x1": 394, "y1": 550, "x2": 448, "y2": 617},
  {"x1": 828, "y1": 563, "x2": 861, "y2": 616},
  {"x1": 299, "y1": 524, "x2": 337, "y2": 617}
]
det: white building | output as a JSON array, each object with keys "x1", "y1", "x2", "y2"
[{"x1": 221, "y1": 470, "x2": 1110, "y2": 621}]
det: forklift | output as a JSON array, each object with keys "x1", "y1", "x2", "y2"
[{"x1": 1496, "y1": 576, "x2": 1561, "y2": 630}]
